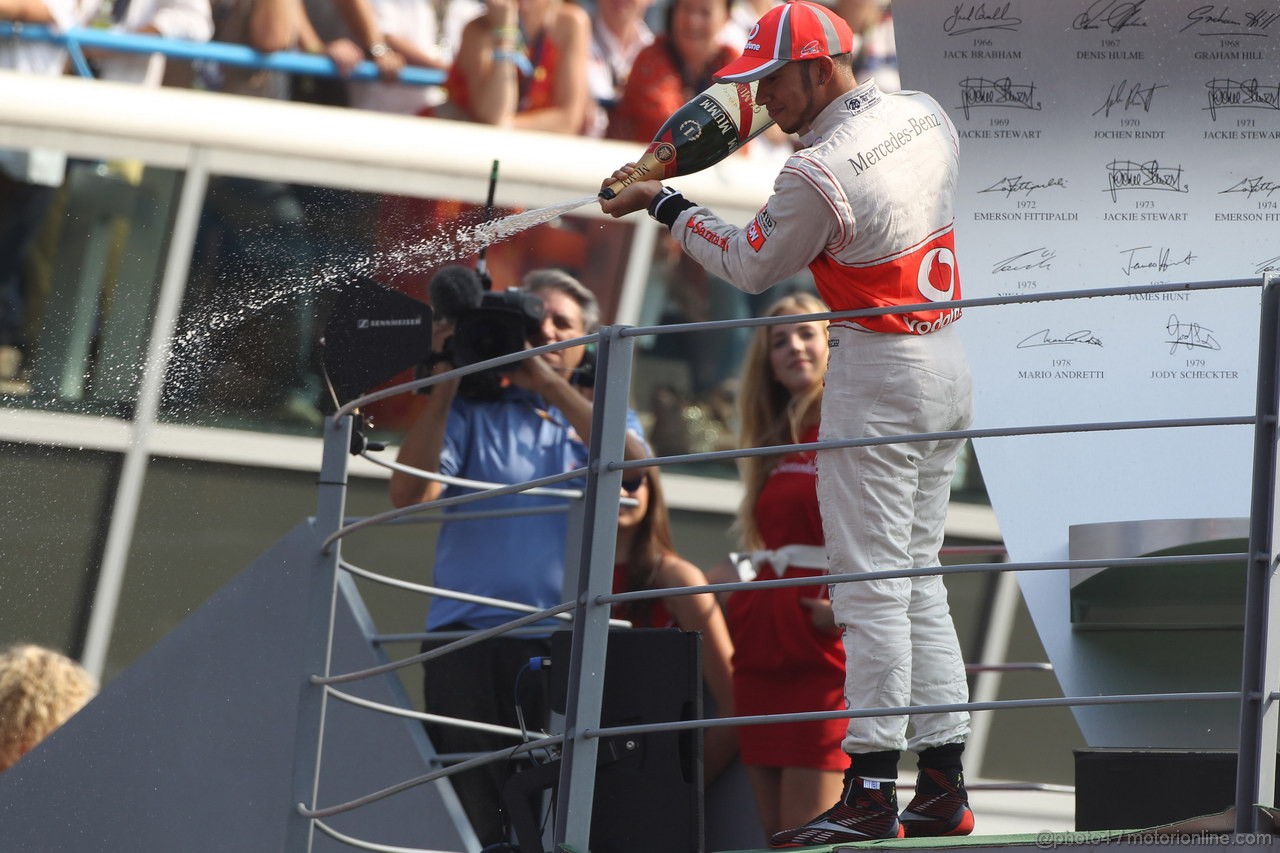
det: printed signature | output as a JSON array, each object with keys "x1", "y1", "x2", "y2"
[
  {"x1": 1017, "y1": 329, "x2": 1104, "y2": 349},
  {"x1": 1121, "y1": 246, "x2": 1198, "y2": 277},
  {"x1": 1072, "y1": 0, "x2": 1149, "y2": 33},
  {"x1": 992, "y1": 248, "x2": 1056, "y2": 274},
  {"x1": 979, "y1": 176, "x2": 1068, "y2": 198},
  {"x1": 1092, "y1": 79, "x2": 1166, "y2": 118},
  {"x1": 943, "y1": 2, "x2": 1022, "y2": 36},
  {"x1": 1165, "y1": 315, "x2": 1221, "y2": 354}
]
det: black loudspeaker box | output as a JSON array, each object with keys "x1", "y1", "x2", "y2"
[{"x1": 502, "y1": 629, "x2": 704, "y2": 853}]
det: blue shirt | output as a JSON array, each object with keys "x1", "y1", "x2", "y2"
[{"x1": 427, "y1": 386, "x2": 645, "y2": 630}]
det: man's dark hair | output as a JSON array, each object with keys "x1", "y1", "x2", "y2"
[{"x1": 830, "y1": 53, "x2": 856, "y2": 75}]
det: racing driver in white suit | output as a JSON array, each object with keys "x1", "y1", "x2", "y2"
[{"x1": 600, "y1": 1, "x2": 975, "y2": 845}]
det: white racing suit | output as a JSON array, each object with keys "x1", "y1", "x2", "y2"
[{"x1": 664, "y1": 79, "x2": 973, "y2": 755}]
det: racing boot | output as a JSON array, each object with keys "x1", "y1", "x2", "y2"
[
  {"x1": 769, "y1": 770, "x2": 903, "y2": 847},
  {"x1": 900, "y1": 766, "x2": 975, "y2": 838}
]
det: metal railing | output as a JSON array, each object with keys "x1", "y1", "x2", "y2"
[{"x1": 292, "y1": 273, "x2": 1278, "y2": 851}]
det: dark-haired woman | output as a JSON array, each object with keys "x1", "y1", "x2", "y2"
[
  {"x1": 605, "y1": 0, "x2": 735, "y2": 142},
  {"x1": 612, "y1": 468, "x2": 738, "y2": 784}
]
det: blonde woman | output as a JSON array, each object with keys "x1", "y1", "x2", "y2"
[
  {"x1": 720, "y1": 292, "x2": 847, "y2": 837},
  {"x1": 0, "y1": 644, "x2": 97, "y2": 772}
]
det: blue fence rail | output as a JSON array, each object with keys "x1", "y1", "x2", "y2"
[{"x1": 0, "y1": 21, "x2": 446, "y2": 86}]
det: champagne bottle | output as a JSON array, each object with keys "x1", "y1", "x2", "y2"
[{"x1": 599, "y1": 80, "x2": 775, "y2": 199}]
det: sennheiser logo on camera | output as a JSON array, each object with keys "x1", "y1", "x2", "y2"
[{"x1": 357, "y1": 317, "x2": 423, "y2": 329}]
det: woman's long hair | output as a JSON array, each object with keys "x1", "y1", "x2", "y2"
[
  {"x1": 621, "y1": 469, "x2": 678, "y2": 621},
  {"x1": 733, "y1": 292, "x2": 829, "y2": 549}
]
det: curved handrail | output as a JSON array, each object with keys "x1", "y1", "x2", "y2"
[
  {"x1": 596, "y1": 551, "x2": 1250, "y2": 604},
  {"x1": 587, "y1": 691, "x2": 1244, "y2": 738},
  {"x1": 360, "y1": 449, "x2": 585, "y2": 501},
  {"x1": 313, "y1": 599, "x2": 578, "y2": 686},
  {"x1": 339, "y1": 558, "x2": 576, "y2": 613},
  {"x1": 621, "y1": 277, "x2": 1264, "y2": 340},
  {"x1": 322, "y1": 464, "x2": 588, "y2": 551},
  {"x1": 338, "y1": 558, "x2": 633, "y2": 628},
  {"x1": 298, "y1": 731, "x2": 566, "y2": 819},
  {"x1": 610, "y1": 414, "x2": 1254, "y2": 473},
  {"x1": 326, "y1": 686, "x2": 537, "y2": 740}
]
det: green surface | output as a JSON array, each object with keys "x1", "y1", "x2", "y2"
[{"x1": 720, "y1": 831, "x2": 1134, "y2": 852}]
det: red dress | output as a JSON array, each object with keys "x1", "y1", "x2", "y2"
[
  {"x1": 725, "y1": 424, "x2": 848, "y2": 771},
  {"x1": 612, "y1": 560, "x2": 675, "y2": 628},
  {"x1": 445, "y1": 28, "x2": 563, "y2": 123}
]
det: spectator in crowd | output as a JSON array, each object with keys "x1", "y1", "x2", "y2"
[
  {"x1": 0, "y1": 0, "x2": 100, "y2": 391},
  {"x1": 295, "y1": 0, "x2": 407, "y2": 105},
  {"x1": 347, "y1": 0, "x2": 483, "y2": 115},
  {"x1": 720, "y1": 0, "x2": 773, "y2": 49},
  {"x1": 389, "y1": 269, "x2": 649, "y2": 846},
  {"x1": 436, "y1": 0, "x2": 591, "y2": 132},
  {"x1": 606, "y1": 0, "x2": 734, "y2": 143},
  {"x1": 291, "y1": 0, "x2": 407, "y2": 86},
  {"x1": 93, "y1": 0, "x2": 213, "y2": 86},
  {"x1": 841, "y1": 0, "x2": 897, "y2": 92},
  {"x1": 175, "y1": 0, "x2": 367, "y2": 97},
  {"x1": 585, "y1": 0, "x2": 653, "y2": 136},
  {"x1": 372, "y1": 0, "x2": 594, "y2": 413},
  {"x1": 611, "y1": 467, "x2": 737, "y2": 784},
  {"x1": 710, "y1": 291, "x2": 847, "y2": 838},
  {"x1": 0, "y1": 644, "x2": 98, "y2": 773}
]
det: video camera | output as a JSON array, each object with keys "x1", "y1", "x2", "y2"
[
  {"x1": 427, "y1": 266, "x2": 547, "y2": 399},
  {"x1": 319, "y1": 159, "x2": 561, "y2": 409}
]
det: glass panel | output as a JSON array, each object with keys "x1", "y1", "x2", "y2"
[
  {"x1": 631, "y1": 232, "x2": 817, "y2": 477},
  {"x1": 162, "y1": 179, "x2": 638, "y2": 441},
  {"x1": 0, "y1": 443, "x2": 118, "y2": 652},
  {"x1": 107, "y1": 458, "x2": 432, "y2": 681},
  {"x1": 1, "y1": 158, "x2": 182, "y2": 415},
  {"x1": 160, "y1": 179, "x2": 359, "y2": 435}
]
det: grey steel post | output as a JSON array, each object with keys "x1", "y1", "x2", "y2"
[
  {"x1": 562, "y1": 493, "x2": 586, "y2": 605},
  {"x1": 1235, "y1": 272, "x2": 1280, "y2": 831},
  {"x1": 286, "y1": 415, "x2": 353, "y2": 851},
  {"x1": 555, "y1": 326, "x2": 634, "y2": 851}
]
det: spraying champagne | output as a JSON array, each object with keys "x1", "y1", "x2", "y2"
[{"x1": 598, "y1": 80, "x2": 774, "y2": 200}]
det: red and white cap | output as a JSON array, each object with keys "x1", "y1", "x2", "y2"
[{"x1": 714, "y1": 1, "x2": 855, "y2": 83}]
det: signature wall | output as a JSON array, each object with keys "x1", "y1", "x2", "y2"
[{"x1": 895, "y1": 0, "x2": 1279, "y2": 747}]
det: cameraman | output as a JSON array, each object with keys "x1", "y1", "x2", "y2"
[{"x1": 389, "y1": 268, "x2": 649, "y2": 847}]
